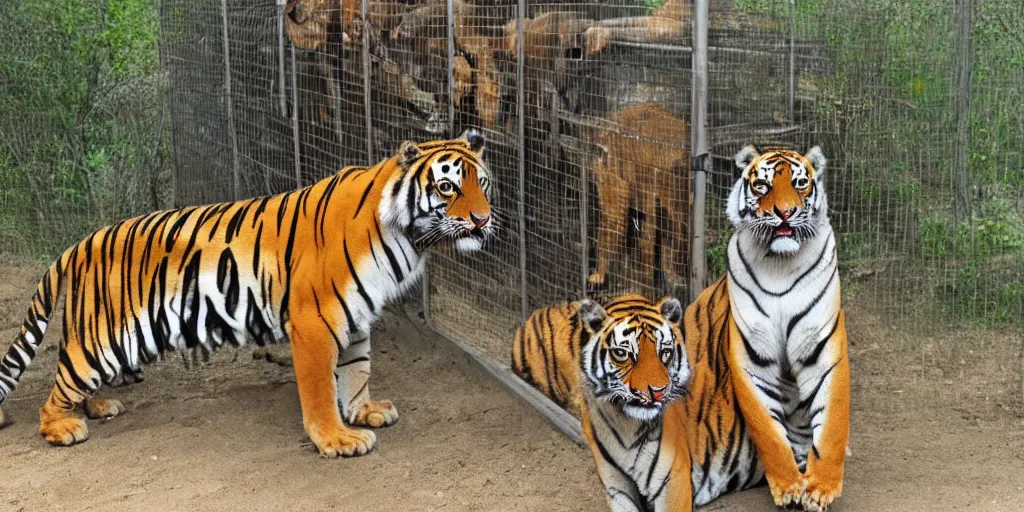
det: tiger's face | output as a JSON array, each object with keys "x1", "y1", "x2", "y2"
[
  {"x1": 392, "y1": 129, "x2": 495, "y2": 253},
  {"x1": 726, "y1": 145, "x2": 828, "y2": 255},
  {"x1": 578, "y1": 295, "x2": 689, "y2": 422}
]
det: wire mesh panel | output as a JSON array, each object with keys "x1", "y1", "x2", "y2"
[
  {"x1": 425, "y1": 0, "x2": 526, "y2": 365},
  {"x1": 1, "y1": 0, "x2": 171, "y2": 259},
  {"x1": 153, "y1": 0, "x2": 1022, "y2": 413},
  {"x1": 162, "y1": 0, "x2": 236, "y2": 205},
  {"x1": 421, "y1": 0, "x2": 698, "y2": 368}
]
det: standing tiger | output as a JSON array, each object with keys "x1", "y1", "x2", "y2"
[
  {"x1": 512, "y1": 146, "x2": 848, "y2": 511},
  {"x1": 0, "y1": 130, "x2": 495, "y2": 458},
  {"x1": 512, "y1": 294, "x2": 693, "y2": 511}
]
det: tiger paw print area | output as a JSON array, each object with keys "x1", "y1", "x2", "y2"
[{"x1": 3, "y1": 0, "x2": 1022, "y2": 509}]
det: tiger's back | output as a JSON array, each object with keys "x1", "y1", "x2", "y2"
[{"x1": 511, "y1": 301, "x2": 585, "y2": 413}]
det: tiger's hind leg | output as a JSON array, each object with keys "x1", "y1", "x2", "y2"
[
  {"x1": 589, "y1": 172, "x2": 629, "y2": 290},
  {"x1": 38, "y1": 341, "x2": 98, "y2": 446},
  {"x1": 336, "y1": 330, "x2": 397, "y2": 428}
]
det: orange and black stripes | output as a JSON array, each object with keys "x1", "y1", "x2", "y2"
[
  {"x1": 512, "y1": 294, "x2": 690, "y2": 511},
  {"x1": 0, "y1": 130, "x2": 495, "y2": 457},
  {"x1": 512, "y1": 302, "x2": 584, "y2": 409}
]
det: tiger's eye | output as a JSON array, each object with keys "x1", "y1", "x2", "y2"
[
  {"x1": 611, "y1": 348, "x2": 629, "y2": 362},
  {"x1": 752, "y1": 179, "x2": 770, "y2": 194},
  {"x1": 660, "y1": 348, "x2": 673, "y2": 363},
  {"x1": 437, "y1": 181, "x2": 454, "y2": 195}
]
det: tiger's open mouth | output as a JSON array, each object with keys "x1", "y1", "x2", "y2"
[
  {"x1": 774, "y1": 223, "x2": 794, "y2": 238},
  {"x1": 621, "y1": 399, "x2": 670, "y2": 422}
]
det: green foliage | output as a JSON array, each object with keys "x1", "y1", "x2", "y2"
[
  {"x1": 0, "y1": 0, "x2": 168, "y2": 260},
  {"x1": 727, "y1": 0, "x2": 1024, "y2": 327}
]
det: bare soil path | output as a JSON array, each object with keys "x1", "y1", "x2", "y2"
[{"x1": 0, "y1": 263, "x2": 1021, "y2": 511}]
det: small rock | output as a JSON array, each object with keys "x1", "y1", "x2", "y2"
[{"x1": 150, "y1": 455, "x2": 159, "y2": 461}]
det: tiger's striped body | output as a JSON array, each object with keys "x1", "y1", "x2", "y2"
[
  {"x1": 513, "y1": 294, "x2": 691, "y2": 512},
  {"x1": 675, "y1": 145, "x2": 848, "y2": 510},
  {"x1": 711, "y1": 145, "x2": 849, "y2": 510},
  {"x1": 0, "y1": 131, "x2": 495, "y2": 457}
]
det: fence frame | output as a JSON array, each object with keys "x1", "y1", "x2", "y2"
[{"x1": 409, "y1": 0, "x2": 712, "y2": 442}]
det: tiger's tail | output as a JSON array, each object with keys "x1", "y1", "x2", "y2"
[{"x1": 0, "y1": 250, "x2": 69, "y2": 408}]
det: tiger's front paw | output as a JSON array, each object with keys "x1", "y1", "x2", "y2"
[
  {"x1": 40, "y1": 416, "x2": 89, "y2": 446},
  {"x1": 308, "y1": 424, "x2": 377, "y2": 458},
  {"x1": 801, "y1": 477, "x2": 842, "y2": 511},
  {"x1": 349, "y1": 399, "x2": 398, "y2": 428},
  {"x1": 768, "y1": 478, "x2": 806, "y2": 509}
]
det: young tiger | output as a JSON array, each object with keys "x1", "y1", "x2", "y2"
[
  {"x1": 512, "y1": 294, "x2": 693, "y2": 511},
  {"x1": 0, "y1": 130, "x2": 495, "y2": 458}
]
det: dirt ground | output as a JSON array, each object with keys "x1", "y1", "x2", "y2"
[{"x1": 1, "y1": 262, "x2": 1023, "y2": 511}]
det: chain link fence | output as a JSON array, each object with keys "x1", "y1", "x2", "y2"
[
  {"x1": 1, "y1": 0, "x2": 172, "y2": 260},
  {"x1": 2, "y1": 0, "x2": 1021, "y2": 411}
]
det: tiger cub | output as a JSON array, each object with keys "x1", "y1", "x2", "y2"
[{"x1": 513, "y1": 294, "x2": 693, "y2": 511}]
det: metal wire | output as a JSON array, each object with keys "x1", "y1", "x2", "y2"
[{"x1": 4, "y1": 0, "x2": 1020, "y2": 413}]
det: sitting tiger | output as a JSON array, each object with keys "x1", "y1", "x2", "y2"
[
  {"x1": 513, "y1": 146, "x2": 849, "y2": 511},
  {"x1": 0, "y1": 130, "x2": 495, "y2": 458},
  {"x1": 684, "y1": 144, "x2": 849, "y2": 511},
  {"x1": 512, "y1": 294, "x2": 694, "y2": 511}
]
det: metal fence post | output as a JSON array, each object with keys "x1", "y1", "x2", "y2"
[
  {"x1": 277, "y1": 0, "x2": 287, "y2": 117},
  {"x1": 689, "y1": 0, "x2": 710, "y2": 303},
  {"x1": 423, "y1": 0, "x2": 459, "y2": 328},
  {"x1": 290, "y1": 45, "x2": 302, "y2": 188},
  {"x1": 361, "y1": 0, "x2": 373, "y2": 162},
  {"x1": 220, "y1": 0, "x2": 241, "y2": 200},
  {"x1": 787, "y1": 0, "x2": 796, "y2": 120},
  {"x1": 951, "y1": 0, "x2": 975, "y2": 320},
  {"x1": 446, "y1": 0, "x2": 456, "y2": 135},
  {"x1": 516, "y1": 0, "x2": 528, "y2": 321},
  {"x1": 952, "y1": 0, "x2": 974, "y2": 233}
]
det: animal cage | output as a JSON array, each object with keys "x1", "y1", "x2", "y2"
[{"x1": 158, "y1": 0, "x2": 879, "y2": 436}]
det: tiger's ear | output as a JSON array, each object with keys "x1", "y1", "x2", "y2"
[
  {"x1": 658, "y1": 297, "x2": 683, "y2": 325},
  {"x1": 398, "y1": 140, "x2": 423, "y2": 167},
  {"x1": 735, "y1": 145, "x2": 760, "y2": 174},
  {"x1": 458, "y1": 128, "x2": 485, "y2": 157},
  {"x1": 578, "y1": 299, "x2": 608, "y2": 335},
  {"x1": 804, "y1": 145, "x2": 827, "y2": 180}
]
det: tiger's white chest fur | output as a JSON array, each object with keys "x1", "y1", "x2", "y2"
[
  {"x1": 584, "y1": 395, "x2": 675, "y2": 510},
  {"x1": 726, "y1": 225, "x2": 841, "y2": 470}
]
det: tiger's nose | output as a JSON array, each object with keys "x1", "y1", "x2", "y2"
[
  {"x1": 774, "y1": 206, "x2": 797, "y2": 221},
  {"x1": 470, "y1": 213, "x2": 490, "y2": 229}
]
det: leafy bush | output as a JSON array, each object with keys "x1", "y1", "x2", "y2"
[{"x1": 0, "y1": 0, "x2": 169, "y2": 261}]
